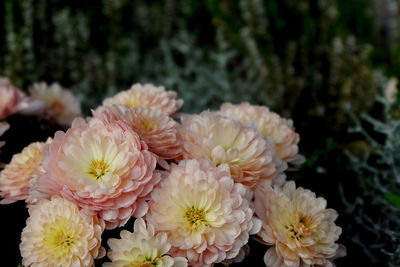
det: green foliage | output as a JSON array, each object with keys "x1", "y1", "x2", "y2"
[
  {"x1": 344, "y1": 82, "x2": 400, "y2": 265},
  {"x1": 384, "y1": 193, "x2": 400, "y2": 209},
  {"x1": 0, "y1": 0, "x2": 385, "y2": 126}
]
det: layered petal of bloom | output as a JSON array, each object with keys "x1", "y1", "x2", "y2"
[
  {"x1": 28, "y1": 82, "x2": 82, "y2": 126},
  {"x1": 254, "y1": 181, "x2": 345, "y2": 267},
  {"x1": 0, "y1": 140, "x2": 48, "y2": 204},
  {"x1": 104, "y1": 218, "x2": 188, "y2": 267},
  {"x1": 147, "y1": 158, "x2": 259, "y2": 267},
  {"x1": 93, "y1": 105, "x2": 182, "y2": 162},
  {"x1": 31, "y1": 118, "x2": 159, "y2": 229},
  {"x1": 20, "y1": 196, "x2": 105, "y2": 267},
  {"x1": 0, "y1": 122, "x2": 9, "y2": 153},
  {"x1": 103, "y1": 83, "x2": 183, "y2": 116},
  {"x1": 221, "y1": 245, "x2": 250, "y2": 265},
  {"x1": 0, "y1": 77, "x2": 21, "y2": 120},
  {"x1": 218, "y1": 102, "x2": 304, "y2": 164},
  {"x1": 179, "y1": 112, "x2": 286, "y2": 187}
]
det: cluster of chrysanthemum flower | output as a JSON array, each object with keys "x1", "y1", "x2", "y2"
[{"x1": 0, "y1": 80, "x2": 346, "y2": 267}]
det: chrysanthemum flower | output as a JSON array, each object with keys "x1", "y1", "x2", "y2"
[
  {"x1": 28, "y1": 82, "x2": 82, "y2": 126},
  {"x1": 0, "y1": 78, "x2": 21, "y2": 120},
  {"x1": 31, "y1": 118, "x2": 159, "y2": 229},
  {"x1": 104, "y1": 218, "x2": 187, "y2": 267},
  {"x1": 93, "y1": 105, "x2": 182, "y2": 162},
  {"x1": 146, "y1": 158, "x2": 260, "y2": 267},
  {"x1": 0, "y1": 140, "x2": 48, "y2": 204},
  {"x1": 254, "y1": 181, "x2": 345, "y2": 267},
  {"x1": 179, "y1": 112, "x2": 286, "y2": 187},
  {"x1": 103, "y1": 83, "x2": 183, "y2": 116},
  {"x1": 218, "y1": 102, "x2": 303, "y2": 164},
  {"x1": 20, "y1": 196, "x2": 105, "y2": 267},
  {"x1": 0, "y1": 122, "x2": 9, "y2": 153}
]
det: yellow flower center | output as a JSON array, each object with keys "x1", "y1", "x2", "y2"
[
  {"x1": 88, "y1": 158, "x2": 109, "y2": 180},
  {"x1": 142, "y1": 118, "x2": 156, "y2": 130},
  {"x1": 139, "y1": 257, "x2": 158, "y2": 267},
  {"x1": 44, "y1": 224, "x2": 75, "y2": 253},
  {"x1": 50, "y1": 99, "x2": 65, "y2": 114},
  {"x1": 125, "y1": 92, "x2": 142, "y2": 108},
  {"x1": 285, "y1": 215, "x2": 312, "y2": 240},
  {"x1": 184, "y1": 206, "x2": 208, "y2": 229},
  {"x1": 129, "y1": 257, "x2": 158, "y2": 267}
]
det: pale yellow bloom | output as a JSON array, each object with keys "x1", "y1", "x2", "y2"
[
  {"x1": 20, "y1": 196, "x2": 105, "y2": 267},
  {"x1": 147, "y1": 158, "x2": 260, "y2": 267},
  {"x1": 179, "y1": 112, "x2": 286, "y2": 187},
  {"x1": 0, "y1": 140, "x2": 47, "y2": 204},
  {"x1": 218, "y1": 102, "x2": 304, "y2": 164},
  {"x1": 103, "y1": 83, "x2": 183, "y2": 116},
  {"x1": 254, "y1": 181, "x2": 345, "y2": 267},
  {"x1": 104, "y1": 218, "x2": 187, "y2": 267}
]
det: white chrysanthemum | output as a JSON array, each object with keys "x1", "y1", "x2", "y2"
[
  {"x1": 29, "y1": 82, "x2": 82, "y2": 126},
  {"x1": 0, "y1": 140, "x2": 49, "y2": 204},
  {"x1": 147, "y1": 158, "x2": 260, "y2": 267},
  {"x1": 103, "y1": 83, "x2": 183, "y2": 116},
  {"x1": 104, "y1": 218, "x2": 187, "y2": 267},
  {"x1": 218, "y1": 102, "x2": 304, "y2": 164},
  {"x1": 179, "y1": 111, "x2": 286, "y2": 187},
  {"x1": 254, "y1": 181, "x2": 345, "y2": 267},
  {"x1": 20, "y1": 196, "x2": 105, "y2": 267}
]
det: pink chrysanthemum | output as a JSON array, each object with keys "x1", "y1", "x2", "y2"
[
  {"x1": 179, "y1": 112, "x2": 286, "y2": 187},
  {"x1": 93, "y1": 105, "x2": 182, "y2": 162},
  {"x1": 28, "y1": 82, "x2": 82, "y2": 126},
  {"x1": 31, "y1": 118, "x2": 159, "y2": 229},
  {"x1": 0, "y1": 122, "x2": 9, "y2": 153},
  {"x1": 20, "y1": 196, "x2": 105, "y2": 267},
  {"x1": 0, "y1": 140, "x2": 48, "y2": 204},
  {"x1": 0, "y1": 78, "x2": 21, "y2": 120},
  {"x1": 103, "y1": 83, "x2": 183, "y2": 116},
  {"x1": 218, "y1": 102, "x2": 304, "y2": 164},
  {"x1": 254, "y1": 181, "x2": 345, "y2": 267},
  {"x1": 104, "y1": 218, "x2": 188, "y2": 267},
  {"x1": 146, "y1": 158, "x2": 260, "y2": 267}
]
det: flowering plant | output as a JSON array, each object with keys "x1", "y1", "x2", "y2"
[{"x1": 0, "y1": 80, "x2": 345, "y2": 266}]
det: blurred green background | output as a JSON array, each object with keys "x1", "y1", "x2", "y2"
[{"x1": 1, "y1": 0, "x2": 400, "y2": 266}]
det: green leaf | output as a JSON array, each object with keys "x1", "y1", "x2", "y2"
[
  {"x1": 384, "y1": 193, "x2": 400, "y2": 209},
  {"x1": 17, "y1": 264, "x2": 24, "y2": 267}
]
